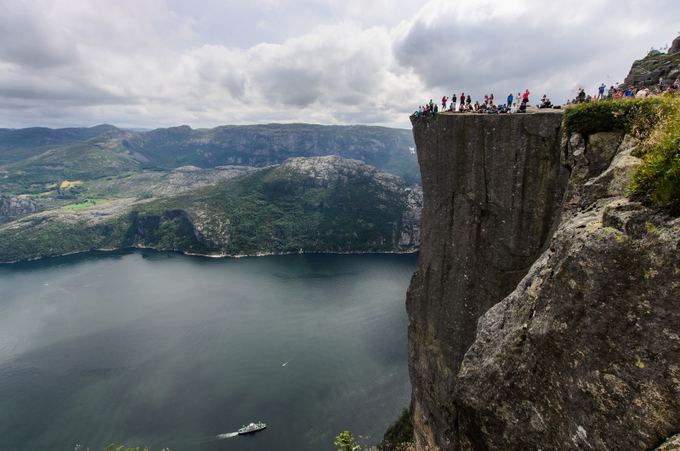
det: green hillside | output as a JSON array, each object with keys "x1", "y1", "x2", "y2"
[{"x1": 0, "y1": 156, "x2": 421, "y2": 263}]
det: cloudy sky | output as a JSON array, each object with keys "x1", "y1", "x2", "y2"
[{"x1": 1, "y1": 0, "x2": 678, "y2": 129}]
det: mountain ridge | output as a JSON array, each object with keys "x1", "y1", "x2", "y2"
[
  {"x1": 0, "y1": 122, "x2": 419, "y2": 195},
  {"x1": 0, "y1": 156, "x2": 421, "y2": 263}
]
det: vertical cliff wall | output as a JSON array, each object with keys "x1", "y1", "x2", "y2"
[
  {"x1": 408, "y1": 109, "x2": 680, "y2": 450},
  {"x1": 408, "y1": 112, "x2": 567, "y2": 449}
]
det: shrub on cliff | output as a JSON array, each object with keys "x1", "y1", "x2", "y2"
[
  {"x1": 631, "y1": 96, "x2": 680, "y2": 213},
  {"x1": 565, "y1": 96, "x2": 680, "y2": 213},
  {"x1": 563, "y1": 97, "x2": 674, "y2": 137},
  {"x1": 334, "y1": 431, "x2": 360, "y2": 451}
]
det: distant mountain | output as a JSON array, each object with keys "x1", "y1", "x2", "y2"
[
  {"x1": 0, "y1": 156, "x2": 421, "y2": 263},
  {"x1": 0, "y1": 123, "x2": 419, "y2": 195},
  {"x1": 0, "y1": 124, "x2": 120, "y2": 164},
  {"x1": 128, "y1": 123, "x2": 419, "y2": 183}
]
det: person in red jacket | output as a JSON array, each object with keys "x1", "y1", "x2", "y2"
[
  {"x1": 442, "y1": 95, "x2": 448, "y2": 110},
  {"x1": 522, "y1": 89, "x2": 530, "y2": 104}
]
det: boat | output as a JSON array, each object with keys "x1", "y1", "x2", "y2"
[{"x1": 238, "y1": 421, "x2": 267, "y2": 435}]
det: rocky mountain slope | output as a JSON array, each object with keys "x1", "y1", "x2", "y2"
[
  {"x1": 0, "y1": 123, "x2": 418, "y2": 195},
  {"x1": 406, "y1": 99, "x2": 679, "y2": 449},
  {"x1": 0, "y1": 195, "x2": 41, "y2": 223},
  {"x1": 623, "y1": 35, "x2": 680, "y2": 89},
  {"x1": 0, "y1": 156, "x2": 421, "y2": 263}
]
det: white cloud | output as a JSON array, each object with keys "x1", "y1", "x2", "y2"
[{"x1": 0, "y1": 0, "x2": 678, "y2": 129}]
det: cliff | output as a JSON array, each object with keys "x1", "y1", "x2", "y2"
[
  {"x1": 407, "y1": 107, "x2": 680, "y2": 449},
  {"x1": 407, "y1": 111, "x2": 567, "y2": 448}
]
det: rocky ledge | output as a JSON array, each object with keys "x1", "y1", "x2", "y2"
[{"x1": 407, "y1": 111, "x2": 679, "y2": 450}]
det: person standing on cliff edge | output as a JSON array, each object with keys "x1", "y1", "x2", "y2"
[
  {"x1": 507, "y1": 93, "x2": 513, "y2": 107},
  {"x1": 522, "y1": 89, "x2": 530, "y2": 105}
]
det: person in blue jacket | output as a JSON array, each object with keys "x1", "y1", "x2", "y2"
[{"x1": 507, "y1": 93, "x2": 513, "y2": 107}]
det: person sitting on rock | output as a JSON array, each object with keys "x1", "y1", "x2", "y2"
[{"x1": 539, "y1": 95, "x2": 552, "y2": 109}]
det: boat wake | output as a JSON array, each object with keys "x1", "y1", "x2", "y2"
[{"x1": 216, "y1": 432, "x2": 239, "y2": 439}]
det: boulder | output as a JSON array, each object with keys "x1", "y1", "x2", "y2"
[
  {"x1": 669, "y1": 35, "x2": 680, "y2": 55},
  {"x1": 455, "y1": 196, "x2": 680, "y2": 450}
]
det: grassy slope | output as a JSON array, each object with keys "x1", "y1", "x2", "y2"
[
  {"x1": 564, "y1": 95, "x2": 680, "y2": 213},
  {"x1": 0, "y1": 124, "x2": 119, "y2": 164}
]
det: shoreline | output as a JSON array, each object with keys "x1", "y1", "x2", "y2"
[{"x1": 0, "y1": 245, "x2": 420, "y2": 265}]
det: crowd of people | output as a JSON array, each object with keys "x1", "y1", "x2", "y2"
[
  {"x1": 413, "y1": 77, "x2": 680, "y2": 118},
  {"x1": 413, "y1": 89, "x2": 536, "y2": 117},
  {"x1": 568, "y1": 77, "x2": 680, "y2": 104}
]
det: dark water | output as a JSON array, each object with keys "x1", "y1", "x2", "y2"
[{"x1": 0, "y1": 251, "x2": 416, "y2": 451}]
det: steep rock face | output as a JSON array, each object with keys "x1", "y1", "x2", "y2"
[
  {"x1": 0, "y1": 196, "x2": 40, "y2": 223},
  {"x1": 623, "y1": 38, "x2": 680, "y2": 88},
  {"x1": 407, "y1": 112, "x2": 567, "y2": 449},
  {"x1": 408, "y1": 109, "x2": 680, "y2": 450},
  {"x1": 455, "y1": 132, "x2": 680, "y2": 450}
]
